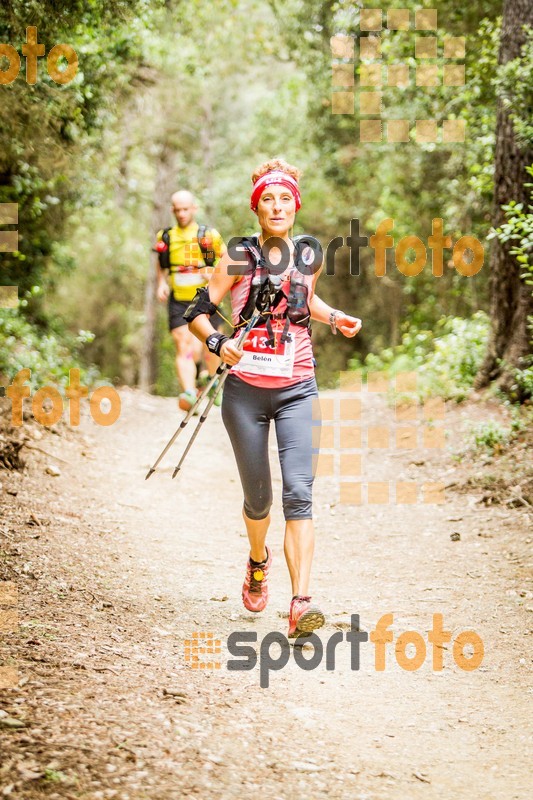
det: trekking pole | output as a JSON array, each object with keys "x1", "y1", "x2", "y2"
[
  {"x1": 146, "y1": 273, "x2": 279, "y2": 480},
  {"x1": 144, "y1": 366, "x2": 224, "y2": 480},
  {"x1": 171, "y1": 307, "x2": 264, "y2": 479},
  {"x1": 145, "y1": 305, "x2": 263, "y2": 480}
]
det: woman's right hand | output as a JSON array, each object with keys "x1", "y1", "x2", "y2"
[{"x1": 220, "y1": 340, "x2": 244, "y2": 366}]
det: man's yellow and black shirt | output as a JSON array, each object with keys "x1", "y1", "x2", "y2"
[{"x1": 156, "y1": 222, "x2": 225, "y2": 302}]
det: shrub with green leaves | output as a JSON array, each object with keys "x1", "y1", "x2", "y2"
[
  {"x1": 348, "y1": 312, "x2": 490, "y2": 401},
  {"x1": 0, "y1": 303, "x2": 99, "y2": 391},
  {"x1": 469, "y1": 420, "x2": 512, "y2": 452}
]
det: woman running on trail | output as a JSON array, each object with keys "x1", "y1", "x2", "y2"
[{"x1": 186, "y1": 159, "x2": 362, "y2": 638}]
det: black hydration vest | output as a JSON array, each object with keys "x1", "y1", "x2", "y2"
[{"x1": 236, "y1": 235, "x2": 316, "y2": 345}]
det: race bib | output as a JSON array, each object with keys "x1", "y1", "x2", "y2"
[
  {"x1": 233, "y1": 327, "x2": 295, "y2": 378},
  {"x1": 171, "y1": 270, "x2": 203, "y2": 286}
]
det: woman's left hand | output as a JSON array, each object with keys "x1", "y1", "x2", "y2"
[{"x1": 336, "y1": 313, "x2": 362, "y2": 338}]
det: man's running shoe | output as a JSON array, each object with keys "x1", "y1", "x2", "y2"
[
  {"x1": 242, "y1": 546, "x2": 272, "y2": 613},
  {"x1": 178, "y1": 389, "x2": 198, "y2": 412},
  {"x1": 288, "y1": 596, "x2": 325, "y2": 639}
]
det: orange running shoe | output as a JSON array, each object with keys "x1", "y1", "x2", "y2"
[
  {"x1": 242, "y1": 546, "x2": 272, "y2": 613},
  {"x1": 288, "y1": 596, "x2": 325, "y2": 639}
]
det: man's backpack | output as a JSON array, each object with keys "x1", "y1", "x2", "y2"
[{"x1": 196, "y1": 225, "x2": 216, "y2": 267}]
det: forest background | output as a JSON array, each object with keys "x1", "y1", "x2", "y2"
[{"x1": 0, "y1": 0, "x2": 532, "y2": 406}]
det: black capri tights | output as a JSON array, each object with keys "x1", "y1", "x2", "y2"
[{"x1": 221, "y1": 374, "x2": 319, "y2": 521}]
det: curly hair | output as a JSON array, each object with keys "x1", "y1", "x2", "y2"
[{"x1": 251, "y1": 158, "x2": 301, "y2": 185}]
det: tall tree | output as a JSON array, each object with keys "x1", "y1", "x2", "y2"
[
  {"x1": 475, "y1": 0, "x2": 533, "y2": 395},
  {"x1": 140, "y1": 146, "x2": 177, "y2": 392}
]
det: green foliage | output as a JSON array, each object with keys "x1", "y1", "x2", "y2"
[
  {"x1": 465, "y1": 402, "x2": 530, "y2": 455},
  {"x1": 0, "y1": 0, "x2": 161, "y2": 306},
  {"x1": 489, "y1": 166, "x2": 533, "y2": 273},
  {"x1": 264, "y1": 0, "x2": 501, "y2": 374},
  {"x1": 0, "y1": 303, "x2": 99, "y2": 390},
  {"x1": 348, "y1": 312, "x2": 490, "y2": 401},
  {"x1": 468, "y1": 419, "x2": 512, "y2": 452},
  {"x1": 50, "y1": 196, "x2": 150, "y2": 385},
  {"x1": 489, "y1": 165, "x2": 533, "y2": 398},
  {"x1": 46, "y1": 0, "x2": 326, "y2": 387},
  {"x1": 43, "y1": 768, "x2": 70, "y2": 784},
  {"x1": 512, "y1": 358, "x2": 533, "y2": 397},
  {"x1": 0, "y1": 0, "x2": 520, "y2": 394},
  {"x1": 495, "y1": 26, "x2": 533, "y2": 147},
  {"x1": 153, "y1": 312, "x2": 178, "y2": 397}
]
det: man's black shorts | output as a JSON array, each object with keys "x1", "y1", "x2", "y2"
[{"x1": 168, "y1": 294, "x2": 223, "y2": 332}]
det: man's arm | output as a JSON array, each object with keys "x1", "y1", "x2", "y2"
[{"x1": 212, "y1": 229, "x2": 226, "y2": 263}]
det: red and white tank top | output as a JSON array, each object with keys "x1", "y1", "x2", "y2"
[{"x1": 229, "y1": 265, "x2": 315, "y2": 389}]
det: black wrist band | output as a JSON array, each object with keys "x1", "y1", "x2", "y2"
[{"x1": 206, "y1": 332, "x2": 229, "y2": 356}]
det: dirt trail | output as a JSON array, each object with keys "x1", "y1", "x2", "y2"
[{"x1": 1, "y1": 387, "x2": 531, "y2": 799}]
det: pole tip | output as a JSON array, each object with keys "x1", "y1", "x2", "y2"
[
  {"x1": 172, "y1": 467, "x2": 179, "y2": 479},
  {"x1": 145, "y1": 468, "x2": 155, "y2": 480}
]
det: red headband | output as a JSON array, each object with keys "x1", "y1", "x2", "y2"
[{"x1": 250, "y1": 171, "x2": 301, "y2": 212}]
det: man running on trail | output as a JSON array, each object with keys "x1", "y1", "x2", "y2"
[{"x1": 155, "y1": 190, "x2": 226, "y2": 411}]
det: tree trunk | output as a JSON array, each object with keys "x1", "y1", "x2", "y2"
[
  {"x1": 199, "y1": 96, "x2": 214, "y2": 218},
  {"x1": 475, "y1": 0, "x2": 533, "y2": 396},
  {"x1": 139, "y1": 145, "x2": 176, "y2": 392}
]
